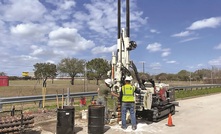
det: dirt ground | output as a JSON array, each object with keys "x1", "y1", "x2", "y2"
[
  {"x1": 24, "y1": 110, "x2": 146, "y2": 134},
  {"x1": 23, "y1": 110, "x2": 115, "y2": 134}
]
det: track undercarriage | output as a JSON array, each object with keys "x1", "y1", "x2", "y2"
[
  {"x1": 135, "y1": 88, "x2": 177, "y2": 122},
  {"x1": 136, "y1": 103, "x2": 175, "y2": 122}
]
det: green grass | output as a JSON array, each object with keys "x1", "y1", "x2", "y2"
[{"x1": 175, "y1": 87, "x2": 221, "y2": 99}]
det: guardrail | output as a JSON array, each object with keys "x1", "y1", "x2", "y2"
[
  {"x1": 1, "y1": 84, "x2": 221, "y2": 111},
  {"x1": 170, "y1": 84, "x2": 221, "y2": 91},
  {"x1": 0, "y1": 91, "x2": 97, "y2": 111}
]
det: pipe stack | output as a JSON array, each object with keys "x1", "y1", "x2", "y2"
[{"x1": 0, "y1": 113, "x2": 34, "y2": 133}]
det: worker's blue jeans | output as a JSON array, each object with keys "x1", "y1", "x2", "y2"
[{"x1": 121, "y1": 102, "x2": 136, "y2": 128}]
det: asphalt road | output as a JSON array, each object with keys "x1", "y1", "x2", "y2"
[
  {"x1": 35, "y1": 93, "x2": 221, "y2": 134},
  {"x1": 104, "y1": 93, "x2": 221, "y2": 134}
]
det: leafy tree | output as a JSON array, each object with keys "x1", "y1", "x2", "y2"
[
  {"x1": 167, "y1": 73, "x2": 178, "y2": 81},
  {"x1": 156, "y1": 73, "x2": 168, "y2": 81},
  {"x1": 86, "y1": 58, "x2": 111, "y2": 85},
  {"x1": 57, "y1": 58, "x2": 85, "y2": 85},
  {"x1": 177, "y1": 70, "x2": 191, "y2": 81},
  {"x1": 33, "y1": 62, "x2": 57, "y2": 87},
  {"x1": 0, "y1": 72, "x2": 7, "y2": 76}
]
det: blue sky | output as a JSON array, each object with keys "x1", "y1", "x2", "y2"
[{"x1": 0, "y1": 0, "x2": 221, "y2": 76}]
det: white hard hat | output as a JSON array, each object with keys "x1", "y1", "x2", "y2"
[
  {"x1": 125, "y1": 76, "x2": 132, "y2": 81},
  {"x1": 104, "y1": 79, "x2": 112, "y2": 85}
]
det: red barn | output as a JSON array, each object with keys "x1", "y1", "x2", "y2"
[{"x1": 0, "y1": 76, "x2": 9, "y2": 86}]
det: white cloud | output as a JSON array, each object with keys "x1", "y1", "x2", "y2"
[
  {"x1": 150, "y1": 62, "x2": 161, "y2": 70},
  {"x1": 146, "y1": 43, "x2": 170, "y2": 57},
  {"x1": 19, "y1": 55, "x2": 38, "y2": 61},
  {"x1": 179, "y1": 37, "x2": 200, "y2": 43},
  {"x1": 74, "y1": 0, "x2": 147, "y2": 35},
  {"x1": 10, "y1": 23, "x2": 48, "y2": 38},
  {"x1": 46, "y1": 60, "x2": 55, "y2": 64},
  {"x1": 2, "y1": 0, "x2": 46, "y2": 22},
  {"x1": 166, "y1": 60, "x2": 176, "y2": 64},
  {"x1": 81, "y1": 1, "x2": 118, "y2": 34},
  {"x1": 46, "y1": 0, "x2": 77, "y2": 21},
  {"x1": 146, "y1": 42, "x2": 162, "y2": 52},
  {"x1": 187, "y1": 17, "x2": 221, "y2": 30},
  {"x1": 43, "y1": 0, "x2": 76, "y2": 9},
  {"x1": 214, "y1": 43, "x2": 221, "y2": 49},
  {"x1": 150, "y1": 29, "x2": 160, "y2": 34},
  {"x1": 92, "y1": 45, "x2": 117, "y2": 54},
  {"x1": 30, "y1": 45, "x2": 46, "y2": 56},
  {"x1": 48, "y1": 27, "x2": 95, "y2": 51},
  {"x1": 59, "y1": 1, "x2": 76, "y2": 10},
  {"x1": 208, "y1": 57, "x2": 221, "y2": 66},
  {"x1": 197, "y1": 64, "x2": 204, "y2": 68},
  {"x1": 0, "y1": 20, "x2": 5, "y2": 29},
  {"x1": 161, "y1": 51, "x2": 170, "y2": 57},
  {"x1": 171, "y1": 31, "x2": 193, "y2": 37}
]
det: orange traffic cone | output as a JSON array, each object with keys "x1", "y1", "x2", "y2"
[{"x1": 166, "y1": 113, "x2": 175, "y2": 127}]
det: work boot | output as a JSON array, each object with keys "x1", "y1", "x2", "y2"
[
  {"x1": 132, "y1": 126, "x2": 137, "y2": 130},
  {"x1": 121, "y1": 126, "x2": 127, "y2": 130}
]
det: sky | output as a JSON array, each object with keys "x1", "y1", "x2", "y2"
[{"x1": 0, "y1": 0, "x2": 221, "y2": 76}]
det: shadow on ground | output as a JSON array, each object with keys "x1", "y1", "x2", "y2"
[
  {"x1": 104, "y1": 126, "x2": 111, "y2": 133},
  {"x1": 23, "y1": 130, "x2": 42, "y2": 134}
]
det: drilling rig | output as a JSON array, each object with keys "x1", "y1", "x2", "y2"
[{"x1": 109, "y1": 0, "x2": 177, "y2": 122}]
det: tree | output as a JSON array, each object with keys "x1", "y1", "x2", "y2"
[
  {"x1": 57, "y1": 58, "x2": 85, "y2": 85},
  {"x1": 86, "y1": 58, "x2": 111, "y2": 85},
  {"x1": 156, "y1": 73, "x2": 168, "y2": 81},
  {"x1": 177, "y1": 70, "x2": 190, "y2": 81},
  {"x1": 33, "y1": 62, "x2": 57, "y2": 87},
  {"x1": 0, "y1": 72, "x2": 7, "y2": 76},
  {"x1": 170, "y1": 73, "x2": 179, "y2": 81}
]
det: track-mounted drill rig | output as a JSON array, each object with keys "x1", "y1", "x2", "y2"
[{"x1": 108, "y1": 0, "x2": 177, "y2": 122}]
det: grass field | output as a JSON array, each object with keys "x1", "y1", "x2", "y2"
[
  {"x1": 0, "y1": 79, "x2": 99, "y2": 97},
  {"x1": 0, "y1": 79, "x2": 203, "y2": 97},
  {"x1": 175, "y1": 87, "x2": 221, "y2": 99}
]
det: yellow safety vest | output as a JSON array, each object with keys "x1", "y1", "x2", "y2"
[{"x1": 121, "y1": 84, "x2": 135, "y2": 102}]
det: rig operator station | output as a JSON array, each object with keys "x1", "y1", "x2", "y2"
[{"x1": 0, "y1": 0, "x2": 179, "y2": 134}]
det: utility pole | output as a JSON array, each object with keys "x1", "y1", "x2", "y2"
[
  {"x1": 83, "y1": 63, "x2": 87, "y2": 92},
  {"x1": 140, "y1": 61, "x2": 145, "y2": 73}
]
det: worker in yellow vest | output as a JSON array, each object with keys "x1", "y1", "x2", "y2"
[{"x1": 120, "y1": 76, "x2": 141, "y2": 130}]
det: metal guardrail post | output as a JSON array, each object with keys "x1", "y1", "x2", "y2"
[
  {"x1": 39, "y1": 100, "x2": 42, "y2": 108},
  {"x1": 0, "y1": 104, "x2": 2, "y2": 112},
  {"x1": 66, "y1": 88, "x2": 70, "y2": 106},
  {"x1": 11, "y1": 105, "x2": 15, "y2": 116}
]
